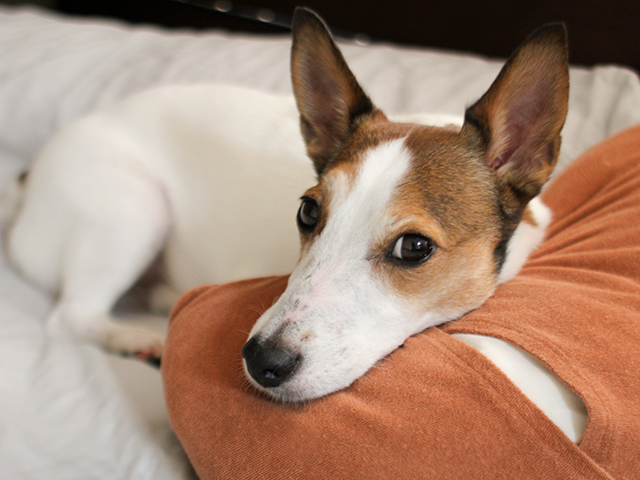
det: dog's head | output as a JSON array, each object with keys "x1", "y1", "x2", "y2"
[{"x1": 242, "y1": 8, "x2": 569, "y2": 402}]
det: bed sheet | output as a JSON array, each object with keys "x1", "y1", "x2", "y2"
[{"x1": 0, "y1": 6, "x2": 638, "y2": 479}]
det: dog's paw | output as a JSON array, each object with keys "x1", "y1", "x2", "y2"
[
  {"x1": 46, "y1": 305, "x2": 165, "y2": 365},
  {"x1": 103, "y1": 326, "x2": 165, "y2": 365}
]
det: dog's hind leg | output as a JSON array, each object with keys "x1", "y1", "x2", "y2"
[
  {"x1": 47, "y1": 302, "x2": 165, "y2": 362},
  {"x1": 44, "y1": 176, "x2": 171, "y2": 363}
]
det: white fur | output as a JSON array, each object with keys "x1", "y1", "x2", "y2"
[
  {"x1": 498, "y1": 196, "x2": 551, "y2": 284},
  {"x1": 452, "y1": 334, "x2": 587, "y2": 442}
]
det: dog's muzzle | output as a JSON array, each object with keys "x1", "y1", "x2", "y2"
[{"x1": 242, "y1": 336, "x2": 301, "y2": 388}]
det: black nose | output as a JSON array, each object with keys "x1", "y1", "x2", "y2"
[{"x1": 242, "y1": 336, "x2": 300, "y2": 388}]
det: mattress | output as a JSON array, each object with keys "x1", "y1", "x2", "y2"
[{"x1": 0, "y1": 6, "x2": 639, "y2": 479}]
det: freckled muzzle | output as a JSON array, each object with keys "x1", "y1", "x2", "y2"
[{"x1": 241, "y1": 336, "x2": 301, "y2": 388}]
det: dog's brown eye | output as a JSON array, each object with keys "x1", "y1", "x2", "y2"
[
  {"x1": 391, "y1": 234, "x2": 434, "y2": 264},
  {"x1": 297, "y1": 197, "x2": 319, "y2": 231}
]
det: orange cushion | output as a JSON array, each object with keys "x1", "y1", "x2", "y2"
[{"x1": 162, "y1": 125, "x2": 640, "y2": 479}]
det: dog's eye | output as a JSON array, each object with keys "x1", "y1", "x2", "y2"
[
  {"x1": 297, "y1": 197, "x2": 319, "y2": 231},
  {"x1": 391, "y1": 234, "x2": 435, "y2": 264}
]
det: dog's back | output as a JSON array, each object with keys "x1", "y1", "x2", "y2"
[{"x1": 7, "y1": 86, "x2": 311, "y2": 289}]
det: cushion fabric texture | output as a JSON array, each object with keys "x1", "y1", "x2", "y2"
[{"x1": 162, "y1": 125, "x2": 640, "y2": 479}]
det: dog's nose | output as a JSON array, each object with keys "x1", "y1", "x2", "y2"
[{"x1": 242, "y1": 336, "x2": 300, "y2": 388}]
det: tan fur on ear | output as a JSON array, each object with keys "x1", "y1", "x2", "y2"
[
  {"x1": 462, "y1": 24, "x2": 569, "y2": 215},
  {"x1": 291, "y1": 8, "x2": 382, "y2": 176}
]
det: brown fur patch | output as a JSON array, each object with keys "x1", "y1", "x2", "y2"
[
  {"x1": 521, "y1": 205, "x2": 537, "y2": 226},
  {"x1": 299, "y1": 119, "x2": 508, "y2": 317},
  {"x1": 327, "y1": 117, "x2": 415, "y2": 174},
  {"x1": 364, "y1": 125, "x2": 504, "y2": 314},
  {"x1": 297, "y1": 184, "x2": 329, "y2": 255},
  {"x1": 376, "y1": 234, "x2": 498, "y2": 317},
  {"x1": 400, "y1": 127, "x2": 501, "y2": 247}
]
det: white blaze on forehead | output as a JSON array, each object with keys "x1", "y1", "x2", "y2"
[
  {"x1": 324, "y1": 137, "x2": 412, "y2": 246},
  {"x1": 287, "y1": 137, "x2": 413, "y2": 307},
  {"x1": 354, "y1": 137, "x2": 413, "y2": 201}
]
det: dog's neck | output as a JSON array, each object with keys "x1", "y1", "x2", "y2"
[{"x1": 498, "y1": 197, "x2": 551, "y2": 285}]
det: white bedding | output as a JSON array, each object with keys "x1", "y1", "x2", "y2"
[{"x1": 0, "y1": 6, "x2": 639, "y2": 479}]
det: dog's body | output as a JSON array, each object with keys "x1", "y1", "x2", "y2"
[
  {"x1": 2, "y1": 84, "x2": 460, "y2": 360},
  {"x1": 4, "y1": 9, "x2": 568, "y2": 397},
  {"x1": 4, "y1": 86, "x2": 314, "y2": 359}
]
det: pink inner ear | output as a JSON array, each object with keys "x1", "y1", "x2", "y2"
[
  {"x1": 489, "y1": 89, "x2": 545, "y2": 171},
  {"x1": 489, "y1": 153, "x2": 512, "y2": 170}
]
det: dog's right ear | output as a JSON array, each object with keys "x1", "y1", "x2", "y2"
[
  {"x1": 291, "y1": 8, "x2": 380, "y2": 176},
  {"x1": 461, "y1": 24, "x2": 569, "y2": 218}
]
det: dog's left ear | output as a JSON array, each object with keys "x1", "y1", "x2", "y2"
[
  {"x1": 291, "y1": 8, "x2": 381, "y2": 176},
  {"x1": 462, "y1": 24, "x2": 569, "y2": 215}
]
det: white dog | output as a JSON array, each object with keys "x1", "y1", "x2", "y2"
[{"x1": 3, "y1": 9, "x2": 567, "y2": 393}]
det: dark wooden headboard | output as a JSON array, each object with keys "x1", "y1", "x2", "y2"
[{"x1": 57, "y1": 0, "x2": 640, "y2": 73}]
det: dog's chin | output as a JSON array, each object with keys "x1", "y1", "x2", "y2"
[
  {"x1": 243, "y1": 346, "x2": 403, "y2": 404},
  {"x1": 242, "y1": 361, "x2": 363, "y2": 404},
  {"x1": 250, "y1": 384, "x2": 326, "y2": 405},
  {"x1": 244, "y1": 372, "x2": 338, "y2": 404}
]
